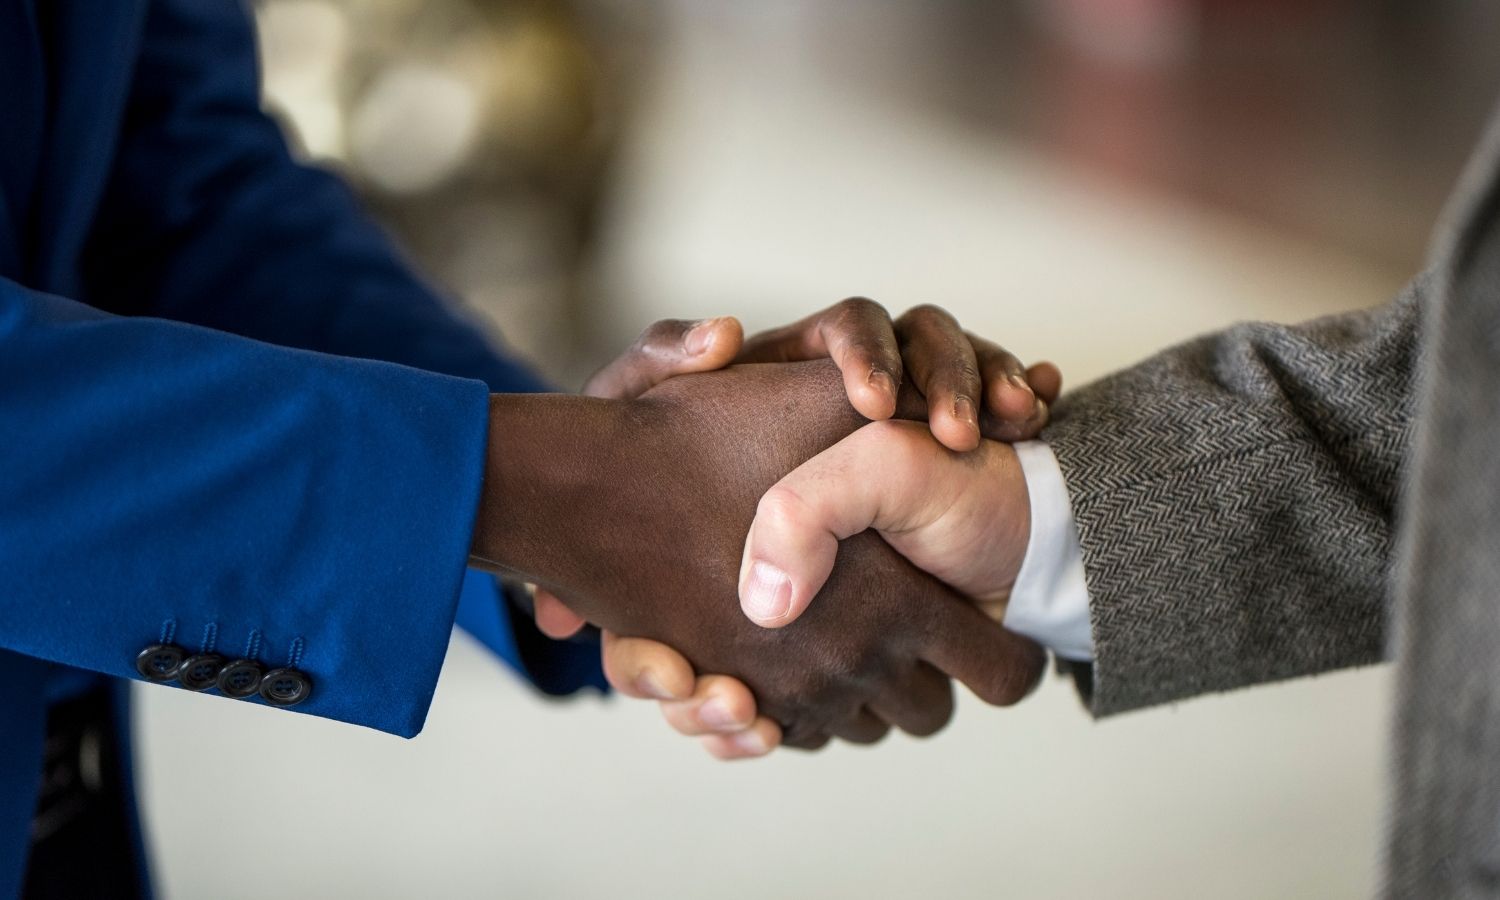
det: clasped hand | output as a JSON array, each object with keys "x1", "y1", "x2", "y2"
[{"x1": 470, "y1": 300, "x2": 1059, "y2": 756}]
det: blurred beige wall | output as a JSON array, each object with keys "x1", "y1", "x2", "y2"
[{"x1": 133, "y1": 3, "x2": 1438, "y2": 897}]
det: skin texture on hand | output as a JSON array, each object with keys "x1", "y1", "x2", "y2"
[
  {"x1": 470, "y1": 360, "x2": 1046, "y2": 747},
  {"x1": 532, "y1": 303, "x2": 1058, "y2": 758},
  {"x1": 735, "y1": 301, "x2": 1060, "y2": 450},
  {"x1": 740, "y1": 421, "x2": 1035, "y2": 630},
  {"x1": 529, "y1": 316, "x2": 782, "y2": 757}
]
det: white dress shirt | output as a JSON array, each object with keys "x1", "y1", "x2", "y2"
[{"x1": 1000, "y1": 441, "x2": 1095, "y2": 661}]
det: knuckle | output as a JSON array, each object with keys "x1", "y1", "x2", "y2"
[
  {"x1": 834, "y1": 296, "x2": 886, "y2": 319},
  {"x1": 830, "y1": 298, "x2": 894, "y2": 348},
  {"x1": 973, "y1": 347, "x2": 1010, "y2": 376},
  {"x1": 805, "y1": 664, "x2": 851, "y2": 701},
  {"x1": 947, "y1": 360, "x2": 982, "y2": 388},
  {"x1": 636, "y1": 318, "x2": 691, "y2": 350},
  {"x1": 899, "y1": 303, "x2": 956, "y2": 330},
  {"x1": 823, "y1": 648, "x2": 866, "y2": 683},
  {"x1": 764, "y1": 674, "x2": 844, "y2": 726},
  {"x1": 755, "y1": 484, "x2": 813, "y2": 533}
]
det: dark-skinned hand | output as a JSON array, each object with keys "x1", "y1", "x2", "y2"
[
  {"x1": 469, "y1": 355, "x2": 1049, "y2": 748},
  {"x1": 528, "y1": 300, "x2": 1059, "y2": 757}
]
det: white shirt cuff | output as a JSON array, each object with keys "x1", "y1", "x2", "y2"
[{"x1": 1003, "y1": 441, "x2": 1095, "y2": 662}]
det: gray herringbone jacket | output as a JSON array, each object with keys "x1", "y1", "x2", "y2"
[{"x1": 1044, "y1": 99, "x2": 1500, "y2": 898}]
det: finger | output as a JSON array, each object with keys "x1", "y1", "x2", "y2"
[
  {"x1": 1002, "y1": 360, "x2": 1065, "y2": 441},
  {"x1": 1026, "y1": 362, "x2": 1063, "y2": 405},
  {"x1": 660, "y1": 674, "x2": 759, "y2": 736},
  {"x1": 980, "y1": 391, "x2": 1055, "y2": 443},
  {"x1": 867, "y1": 662, "x2": 955, "y2": 737},
  {"x1": 970, "y1": 340, "x2": 1063, "y2": 441},
  {"x1": 967, "y1": 331, "x2": 1045, "y2": 435},
  {"x1": 918, "y1": 599, "x2": 1047, "y2": 707},
  {"x1": 826, "y1": 708, "x2": 892, "y2": 746},
  {"x1": 818, "y1": 298, "x2": 904, "y2": 421},
  {"x1": 737, "y1": 298, "x2": 902, "y2": 421},
  {"x1": 780, "y1": 730, "x2": 833, "y2": 752},
  {"x1": 584, "y1": 317, "x2": 744, "y2": 399},
  {"x1": 533, "y1": 588, "x2": 587, "y2": 639},
  {"x1": 601, "y1": 631, "x2": 696, "y2": 701},
  {"x1": 740, "y1": 421, "x2": 941, "y2": 627},
  {"x1": 894, "y1": 304, "x2": 982, "y2": 452},
  {"x1": 700, "y1": 717, "x2": 782, "y2": 760}
]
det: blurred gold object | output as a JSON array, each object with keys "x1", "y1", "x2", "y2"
[
  {"x1": 255, "y1": 0, "x2": 637, "y2": 380},
  {"x1": 260, "y1": 0, "x2": 607, "y2": 186}
]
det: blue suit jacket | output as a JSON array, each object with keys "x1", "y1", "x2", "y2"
[{"x1": 0, "y1": 0, "x2": 605, "y2": 893}]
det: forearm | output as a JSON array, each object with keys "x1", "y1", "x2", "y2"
[
  {"x1": 1, "y1": 282, "x2": 487, "y2": 737},
  {"x1": 1046, "y1": 276, "x2": 1423, "y2": 716}
]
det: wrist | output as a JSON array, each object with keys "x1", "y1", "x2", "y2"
[
  {"x1": 1002, "y1": 440, "x2": 1094, "y2": 659},
  {"x1": 467, "y1": 393, "x2": 629, "y2": 584}
]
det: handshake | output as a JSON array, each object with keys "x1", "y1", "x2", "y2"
[{"x1": 467, "y1": 299, "x2": 1062, "y2": 756}]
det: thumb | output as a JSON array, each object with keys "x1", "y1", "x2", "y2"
[
  {"x1": 739, "y1": 420, "x2": 944, "y2": 628},
  {"x1": 583, "y1": 316, "x2": 744, "y2": 399}
]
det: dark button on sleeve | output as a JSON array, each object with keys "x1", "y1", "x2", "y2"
[
  {"x1": 176, "y1": 654, "x2": 225, "y2": 691},
  {"x1": 216, "y1": 660, "x2": 263, "y2": 699},
  {"x1": 135, "y1": 645, "x2": 186, "y2": 682},
  {"x1": 259, "y1": 668, "x2": 312, "y2": 707}
]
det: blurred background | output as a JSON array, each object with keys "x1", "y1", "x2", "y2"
[{"x1": 134, "y1": 1, "x2": 1500, "y2": 897}]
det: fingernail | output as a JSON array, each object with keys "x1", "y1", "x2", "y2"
[
  {"x1": 634, "y1": 669, "x2": 675, "y2": 701},
  {"x1": 867, "y1": 368, "x2": 896, "y2": 397},
  {"x1": 699, "y1": 697, "x2": 743, "y2": 730},
  {"x1": 742, "y1": 561, "x2": 793, "y2": 622},
  {"x1": 1007, "y1": 373, "x2": 1035, "y2": 400},
  {"x1": 684, "y1": 319, "x2": 719, "y2": 356},
  {"x1": 730, "y1": 730, "x2": 769, "y2": 754},
  {"x1": 953, "y1": 395, "x2": 976, "y2": 427}
]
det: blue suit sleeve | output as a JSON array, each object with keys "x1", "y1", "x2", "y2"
[
  {"x1": 79, "y1": 0, "x2": 603, "y2": 695},
  {"x1": 454, "y1": 575, "x2": 608, "y2": 696},
  {"x1": 83, "y1": 0, "x2": 540, "y2": 392},
  {"x1": 0, "y1": 281, "x2": 495, "y2": 737}
]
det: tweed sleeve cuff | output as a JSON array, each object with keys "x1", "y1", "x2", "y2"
[{"x1": 1006, "y1": 441, "x2": 1095, "y2": 661}]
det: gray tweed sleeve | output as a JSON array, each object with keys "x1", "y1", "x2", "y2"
[{"x1": 1044, "y1": 276, "x2": 1426, "y2": 716}]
